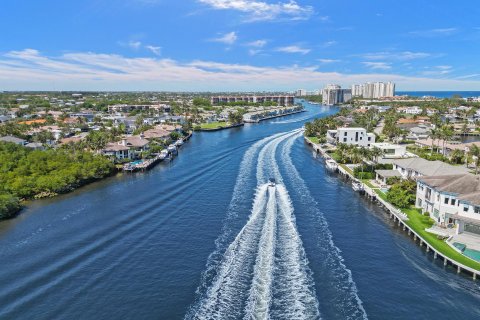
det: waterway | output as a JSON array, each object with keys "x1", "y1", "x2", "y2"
[{"x1": 1, "y1": 102, "x2": 480, "y2": 319}]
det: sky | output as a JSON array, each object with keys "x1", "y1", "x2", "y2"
[{"x1": 1, "y1": 0, "x2": 480, "y2": 91}]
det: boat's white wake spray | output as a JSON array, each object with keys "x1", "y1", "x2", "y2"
[
  {"x1": 279, "y1": 133, "x2": 368, "y2": 320},
  {"x1": 188, "y1": 129, "x2": 365, "y2": 320}
]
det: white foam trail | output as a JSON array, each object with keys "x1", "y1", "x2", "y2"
[
  {"x1": 257, "y1": 129, "x2": 301, "y2": 185},
  {"x1": 244, "y1": 187, "x2": 277, "y2": 320},
  {"x1": 189, "y1": 184, "x2": 269, "y2": 319},
  {"x1": 271, "y1": 184, "x2": 321, "y2": 320},
  {"x1": 189, "y1": 131, "x2": 294, "y2": 313},
  {"x1": 280, "y1": 133, "x2": 368, "y2": 320},
  {"x1": 274, "y1": 114, "x2": 317, "y2": 124}
]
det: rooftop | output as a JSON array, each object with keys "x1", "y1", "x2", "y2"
[{"x1": 393, "y1": 158, "x2": 470, "y2": 176}]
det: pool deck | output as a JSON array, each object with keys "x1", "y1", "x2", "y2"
[{"x1": 451, "y1": 233, "x2": 480, "y2": 252}]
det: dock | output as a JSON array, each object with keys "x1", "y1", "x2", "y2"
[{"x1": 305, "y1": 136, "x2": 480, "y2": 280}]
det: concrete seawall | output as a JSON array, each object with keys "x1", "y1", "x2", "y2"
[{"x1": 304, "y1": 136, "x2": 480, "y2": 280}]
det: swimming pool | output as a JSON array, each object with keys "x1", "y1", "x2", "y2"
[
  {"x1": 453, "y1": 242, "x2": 480, "y2": 262},
  {"x1": 130, "y1": 160, "x2": 143, "y2": 165}
]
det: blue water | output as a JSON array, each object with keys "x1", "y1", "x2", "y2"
[
  {"x1": 397, "y1": 91, "x2": 480, "y2": 98},
  {"x1": 0, "y1": 102, "x2": 479, "y2": 319}
]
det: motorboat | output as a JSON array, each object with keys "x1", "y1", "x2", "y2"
[
  {"x1": 159, "y1": 149, "x2": 169, "y2": 159},
  {"x1": 175, "y1": 139, "x2": 184, "y2": 146},
  {"x1": 352, "y1": 180, "x2": 364, "y2": 192},
  {"x1": 167, "y1": 144, "x2": 177, "y2": 153},
  {"x1": 269, "y1": 178, "x2": 276, "y2": 187},
  {"x1": 325, "y1": 159, "x2": 338, "y2": 171}
]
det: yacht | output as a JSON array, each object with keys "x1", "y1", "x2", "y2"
[
  {"x1": 167, "y1": 144, "x2": 177, "y2": 153},
  {"x1": 352, "y1": 180, "x2": 364, "y2": 192},
  {"x1": 325, "y1": 159, "x2": 338, "y2": 171},
  {"x1": 175, "y1": 139, "x2": 184, "y2": 146},
  {"x1": 159, "y1": 149, "x2": 169, "y2": 159}
]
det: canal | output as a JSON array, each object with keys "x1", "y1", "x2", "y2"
[{"x1": 1, "y1": 102, "x2": 479, "y2": 319}]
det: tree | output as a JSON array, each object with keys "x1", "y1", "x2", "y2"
[
  {"x1": 386, "y1": 179, "x2": 417, "y2": 208},
  {"x1": 470, "y1": 145, "x2": 480, "y2": 174}
]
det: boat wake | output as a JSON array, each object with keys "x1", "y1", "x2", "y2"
[{"x1": 187, "y1": 129, "x2": 366, "y2": 319}]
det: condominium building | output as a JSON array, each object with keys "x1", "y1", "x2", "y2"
[
  {"x1": 351, "y1": 82, "x2": 395, "y2": 99},
  {"x1": 296, "y1": 89, "x2": 307, "y2": 97},
  {"x1": 210, "y1": 96, "x2": 295, "y2": 106},
  {"x1": 322, "y1": 84, "x2": 352, "y2": 105}
]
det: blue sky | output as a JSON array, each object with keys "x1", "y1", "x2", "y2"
[{"x1": 1, "y1": 0, "x2": 479, "y2": 91}]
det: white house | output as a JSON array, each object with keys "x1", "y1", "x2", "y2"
[
  {"x1": 326, "y1": 127, "x2": 375, "y2": 147},
  {"x1": 402, "y1": 106, "x2": 422, "y2": 115},
  {"x1": 392, "y1": 158, "x2": 470, "y2": 179},
  {"x1": 416, "y1": 174, "x2": 480, "y2": 235},
  {"x1": 370, "y1": 143, "x2": 407, "y2": 158}
]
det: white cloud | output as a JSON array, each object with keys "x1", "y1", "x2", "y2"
[
  {"x1": 2, "y1": 49, "x2": 480, "y2": 91},
  {"x1": 322, "y1": 41, "x2": 337, "y2": 47},
  {"x1": 128, "y1": 41, "x2": 142, "y2": 50},
  {"x1": 362, "y1": 62, "x2": 391, "y2": 70},
  {"x1": 409, "y1": 28, "x2": 458, "y2": 37},
  {"x1": 247, "y1": 40, "x2": 267, "y2": 47},
  {"x1": 275, "y1": 45, "x2": 310, "y2": 54},
  {"x1": 318, "y1": 59, "x2": 340, "y2": 63},
  {"x1": 361, "y1": 51, "x2": 432, "y2": 61},
  {"x1": 211, "y1": 31, "x2": 238, "y2": 45},
  {"x1": 145, "y1": 45, "x2": 162, "y2": 56},
  {"x1": 198, "y1": 0, "x2": 314, "y2": 22},
  {"x1": 421, "y1": 65, "x2": 452, "y2": 76}
]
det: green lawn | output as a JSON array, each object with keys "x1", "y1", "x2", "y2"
[
  {"x1": 339, "y1": 164, "x2": 353, "y2": 175},
  {"x1": 361, "y1": 179, "x2": 375, "y2": 188},
  {"x1": 402, "y1": 208, "x2": 480, "y2": 270},
  {"x1": 199, "y1": 121, "x2": 229, "y2": 129},
  {"x1": 307, "y1": 136, "x2": 320, "y2": 144}
]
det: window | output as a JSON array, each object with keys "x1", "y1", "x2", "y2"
[
  {"x1": 451, "y1": 198, "x2": 455, "y2": 205},
  {"x1": 475, "y1": 207, "x2": 480, "y2": 214},
  {"x1": 418, "y1": 199, "x2": 422, "y2": 207},
  {"x1": 368, "y1": 137, "x2": 371, "y2": 141},
  {"x1": 343, "y1": 138, "x2": 347, "y2": 142},
  {"x1": 344, "y1": 132, "x2": 347, "y2": 136},
  {"x1": 464, "y1": 206, "x2": 469, "y2": 212},
  {"x1": 444, "y1": 197, "x2": 449, "y2": 204}
]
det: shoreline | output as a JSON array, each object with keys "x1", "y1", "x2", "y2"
[
  {"x1": 304, "y1": 136, "x2": 480, "y2": 280},
  {"x1": 243, "y1": 109, "x2": 306, "y2": 123}
]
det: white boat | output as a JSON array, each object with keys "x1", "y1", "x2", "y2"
[
  {"x1": 159, "y1": 149, "x2": 169, "y2": 159},
  {"x1": 175, "y1": 139, "x2": 184, "y2": 146},
  {"x1": 167, "y1": 144, "x2": 177, "y2": 153},
  {"x1": 268, "y1": 178, "x2": 276, "y2": 187},
  {"x1": 325, "y1": 159, "x2": 338, "y2": 171},
  {"x1": 352, "y1": 180, "x2": 364, "y2": 192}
]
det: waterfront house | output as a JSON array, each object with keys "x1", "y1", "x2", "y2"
[
  {"x1": 326, "y1": 127, "x2": 375, "y2": 147},
  {"x1": 416, "y1": 174, "x2": 480, "y2": 236},
  {"x1": 370, "y1": 143, "x2": 407, "y2": 158},
  {"x1": 0, "y1": 135, "x2": 27, "y2": 145},
  {"x1": 392, "y1": 158, "x2": 470, "y2": 179},
  {"x1": 102, "y1": 143, "x2": 132, "y2": 160}
]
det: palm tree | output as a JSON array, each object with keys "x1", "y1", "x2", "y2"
[
  {"x1": 428, "y1": 127, "x2": 439, "y2": 156},
  {"x1": 440, "y1": 125, "x2": 454, "y2": 156},
  {"x1": 371, "y1": 146, "x2": 384, "y2": 163},
  {"x1": 470, "y1": 145, "x2": 480, "y2": 174}
]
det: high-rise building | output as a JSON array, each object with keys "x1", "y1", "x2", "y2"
[
  {"x1": 296, "y1": 89, "x2": 307, "y2": 97},
  {"x1": 322, "y1": 84, "x2": 352, "y2": 105},
  {"x1": 351, "y1": 82, "x2": 395, "y2": 99}
]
